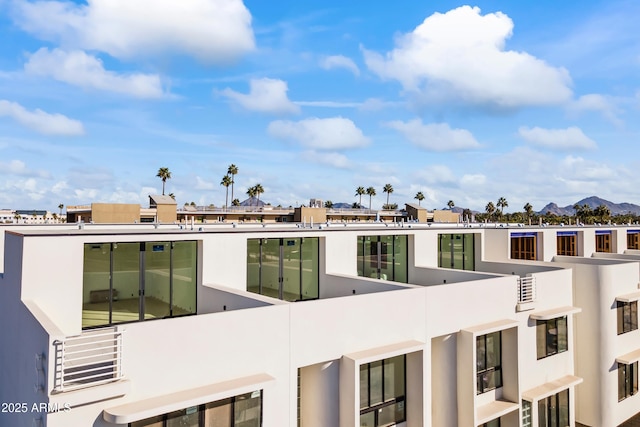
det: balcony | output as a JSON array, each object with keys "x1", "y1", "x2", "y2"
[{"x1": 53, "y1": 327, "x2": 124, "y2": 393}]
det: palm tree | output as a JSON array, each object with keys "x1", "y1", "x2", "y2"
[
  {"x1": 246, "y1": 186, "x2": 257, "y2": 207},
  {"x1": 168, "y1": 193, "x2": 176, "y2": 200},
  {"x1": 227, "y1": 164, "x2": 239, "y2": 202},
  {"x1": 523, "y1": 202, "x2": 534, "y2": 225},
  {"x1": 462, "y1": 208, "x2": 472, "y2": 222},
  {"x1": 324, "y1": 200, "x2": 334, "y2": 209},
  {"x1": 254, "y1": 183, "x2": 264, "y2": 206},
  {"x1": 497, "y1": 197, "x2": 508, "y2": 216},
  {"x1": 382, "y1": 184, "x2": 394, "y2": 208},
  {"x1": 220, "y1": 175, "x2": 232, "y2": 209},
  {"x1": 366, "y1": 187, "x2": 376, "y2": 210},
  {"x1": 156, "y1": 167, "x2": 171, "y2": 195},
  {"x1": 485, "y1": 201, "x2": 496, "y2": 221},
  {"x1": 58, "y1": 203, "x2": 64, "y2": 216},
  {"x1": 447, "y1": 200, "x2": 455, "y2": 210},
  {"x1": 232, "y1": 198, "x2": 240, "y2": 207},
  {"x1": 355, "y1": 186, "x2": 365, "y2": 208},
  {"x1": 415, "y1": 192, "x2": 425, "y2": 206}
]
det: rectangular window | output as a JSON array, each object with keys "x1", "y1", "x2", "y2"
[
  {"x1": 538, "y1": 389, "x2": 569, "y2": 427},
  {"x1": 556, "y1": 233, "x2": 577, "y2": 256},
  {"x1": 595, "y1": 232, "x2": 611, "y2": 253},
  {"x1": 617, "y1": 301, "x2": 638, "y2": 335},
  {"x1": 357, "y1": 235, "x2": 408, "y2": 282},
  {"x1": 536, "y1": 317, "x2": 568, "y2": 359},
  {"x1": 130, "y1": 391, "x2": 262, "y2": 427},
  {"x1": 83, "y1": 241, "x2": 197, "y2": 329},
  {"x1": 246, "y1": 238, "x2": 319, "y2": 302},
  {"x1": 360, "y1": 355, "x2": 406, "y2": 427},
  {"x1": 618, "y1": 362, "x2": 639, "y2": 401},
  {"x1": 438, "y1": 234, "x2": 475, "y2": 271},
  {"x1": 481, "y1": 419, "x2": 501, "y2": 427},
  {"x1": 476, "y1": 332, "x2": 502, "y2": 394},
  {"x1": 628, "y1": 231, "x2": 640, "y2": 250},
  {"x1": 511, "y1": 234, "x2": 537, "y2": 260}
]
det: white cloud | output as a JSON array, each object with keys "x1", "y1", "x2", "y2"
[
  {"x1": 220, "y1": 78, "x2": 300, "y2": 115},
  {"x1": 320, "y1": 55, "x2": 360, "y2": 76},
  {"x1": 385, "y1": 119, "x2": 480, "y2": 151},
  {"x1": 195, "y1": 176, "x2": 215, "y2": 191},
  {"x1": 460, "y1": 174, "x2": 486, "y2": 186},
  {"x1": 300, "y1": 151, "x2": 351, "y2": 169},
  {"x1": 413, "y1": 165, "x2": 457, "y2": 186},
  {"x1": 362, "y1": 6, "x2": 572, "y2": 108},
  {"x1": 11, "y1": 0, "x2": 255, "y2": 63},
  {"x1": 518, "y1": 126, "x2": 597, "y2": 150},
  {"x1": 267, "y1": 117, "x2": 370, "y2": 150},
  {"x1": 0, "y1": 159, "x2": 50, "y2": 178},
  {"x1": 0, "y1": 99, "x2": 84, "y2": 136},
  {"x1": 25, "y1": 48, "x2": 166, "y2": 99},
  {"x1": 568, "y1": 94, "x2": 622, "y2": 126}
]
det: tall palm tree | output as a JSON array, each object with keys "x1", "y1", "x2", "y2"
[
  {"x1": 220, "y1": 175, "x2": 232, "y2": 209},
  {"x1": 366, "y1": 187, "x2": 376, "y2": 210},
  {"x1": 355, "y1": 186, "x2": 365, "y2": 208},
  {"x1": 447, "y1": 200, "x2": 455, "y2": 210},
  {"x1": 382, "y1": 184, "x2": 394, "y2": 207},
  {"x1": 415, "y1": 192, "x2": 425, "y2": 206},
  {"x1": 246, "y1": 186, "x2": 257, "y2": 207},
  {"x1": 497, "y1": 197, "x2": 508, "y2": 216},
  {"x1": 523, "y1": 202, "x2": 533, "y2": 225},
  {"x1": 156, "y1": 167, "x2": 171, "y2": 195},
  {"x1": 485, "y1": 201, "x2": 496, "y2": 221},
  {"x1": 58, "y1": 203, "x2": 64, "y2": 216},
  {"x1": 227, "y1": 164, "x2": 238, "y2": 202},
  {"x1": 254, "y1": 183, "x2": 264, "y2": 206}
]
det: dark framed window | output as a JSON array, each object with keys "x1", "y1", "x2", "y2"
[
  {"x1": 595, "y1": 232, "x2": 611, "y2": 253},
  {"x1": 246, "y1": 237, "x2": 319, "y2": 302},
  {"x1": 357, "y1": 235, "x2": 408, "y2": 282},
  {"x1": 618, "y1": 362, "x2": 639, "y2": 401},
  {"x1": 536, "y1": 317, "x2": 568, "y2": 359},
  {"x1": 511, "y1": 234, "x2": 537, "y2": 260},
  {"x1": 628, "y1": 231, "x2": 640, "y2": 250},
  {"x1": 482, "y1": 419, "x2": 501, "y2": 427},
  {"x1": 617, "y1": 301, "x2": 638, "y2": 335},
  {"x1": 556, "y1": 233, "x2": 577, "y2": 256},
  {"x1": 130, "y1": 390, "x2": 262, "y2": 427},
  {"x1": 82, "y1": 241, "x2": 197, "y2": 329},
  {"x1": 438, "y1": 233, "x2": 475, "y2": 271},
  {"x1": 360, "y1": 355, "x2": 406, "y2": 427},
  {"x1": 476, "y1": 332, "x2": 502, "y2": 394},
  {"x1": 538, "y1": 389, "x2": 569, "y2": 427}
]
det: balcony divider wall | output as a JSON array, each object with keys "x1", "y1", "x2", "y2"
[{"x1": 246, "y1": 237, "x2": 319, "y2": 302}]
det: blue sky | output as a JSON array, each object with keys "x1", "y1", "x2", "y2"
[{"x1": 1, "y1": 0, "x2": 639, "y2": 212}]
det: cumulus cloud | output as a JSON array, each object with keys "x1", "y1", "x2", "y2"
[
  {"x1": 385, "y1": 119, "x2": 480, "y2": 151},
  {"x1": 0, "y1": 99, "x2": 84, "y2": 136},
  {"x1": 300, "y1": 151, "x2": 351, "y2": 169},
  {"x1": 25, "y1": 48, "x2": 166, "y2": 98},
  {"x1": 320, "y1": 55, "x2": 360, "y2": 76},
  {"x1": 362, "y1": 6, "x2": 572, "y2": 108},
  {"x1": 267, "y1": 117, "x2": 370, "y2": 150},
  {"x1": 568, "y1": 94, "x2": 622, "y2": 126},
  {"x1": 460, "y1": 174, "x2": 487, "y2": 186},
  {"x1": 11, "y1": 0, "x2": 255, "y2": 63},
  {"x1": 0, "y1": 159, "x2": 50, "y2": 178},
  {"x1": 413, "y1": 165, "x2": 458, "y2": 186},
  {"x1": 220, "y1": 78, "x2": 300, "y2": 115},
  {"x1": 518, "y1": 126, "x2": 597, "y2": 150}
]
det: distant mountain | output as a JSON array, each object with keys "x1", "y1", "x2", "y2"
[{"x1": 538, "y1": 196, "x2": 640, "y2": 216}]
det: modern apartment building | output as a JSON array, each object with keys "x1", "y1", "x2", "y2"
[{"x1": 0, "y1": 221, "x2": 639, "y2": 426}]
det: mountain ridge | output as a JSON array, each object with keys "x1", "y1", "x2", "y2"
[{"x1": 538, "y1": 196, "x2": 640, "y2": 216}]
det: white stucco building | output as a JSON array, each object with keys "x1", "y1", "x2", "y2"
[{"x1": 0, "y1": 221, "x2": 639, "y2": 426}]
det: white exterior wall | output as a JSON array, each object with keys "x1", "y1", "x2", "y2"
[{"x1": 2, "y1": 224, "x2": 640, "y2": 426}]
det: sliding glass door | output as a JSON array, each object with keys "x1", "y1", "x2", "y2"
[
  {"x1": 83, "y1": 241, "x2": 197, "y2": 329},
  {"x1": 357, "y1": 235, "x2": 408, "y2": 282},
  {"x1": 246, "y1": 238, "x2": 319, "y2": 301}
]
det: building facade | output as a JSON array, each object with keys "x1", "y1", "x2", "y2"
[{"x1": 0, "y1": 221, "x2": 639, "y2": 426}]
